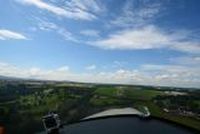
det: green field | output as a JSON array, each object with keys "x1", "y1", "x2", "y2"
[{"x1": 94, "y1": 86, "x2": 163, "y2": 99}]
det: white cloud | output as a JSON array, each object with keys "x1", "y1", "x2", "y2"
[
  {"x1": 57, "y1": 28, "x2": 79, "y2": 42},
  {"x1": 141, "y1": 64, "x2": 200, "y2": 81},
  {"x1": 65, "y1": 0, "x2": 103, "y2": 14},
  {"x1": 170, "y1": 56, "x2": 200, "y2": 66},
  {"x1": 19, "y1": 0, "x2": 68, "y2": 16},
  {"x1": 92, "y1": 25, "x2": 170, "y2": 50},
  {"x1": 36, "y1": 19, "x2": 78, "y2": 42},
  {"x1": 0, "y1": 62, "x2": 70, "y2": 81},
  {"x1": 140, "y1": 64, "x2": 200, "y2": 87},
  {"x1": 0, "y1": 36, "x2": 5, "y2": 40},
  {"x1": 80, "y1": 29, "x2": 99, "y2": 37},
  {"x1": 86, "y1": 65, "x2": 96, "y2": 70},
  {"x1": 83, "y1": 0, "x2": 200, "y2": 54},
  {"x1": 172, "y1": 42, "x2": 200, "y2": 54},
  {"x1": 0, "y1": 29, "x2": 27, "y2": 40},
  {"x1": 110, "y1": 0, "x2": 162, "y2": 28},
  {"x1": 38, "y1": 20, "x2": 57, "y2": 31},
  {"x1": 17, "y1": 0, "x2": 104, "y2": 20},
  {"x1": 112, "y1": 61, "x2": 128, "y2": 69},
  {"x1": 90, "y1": 25, "x2": 200, "y2": 54},
  {"x1": 57, "y1": 66, "x2": 69, "y2": 72},
  {"x1": 0, "y1": 61, "x2": 200, "y2": 88}
]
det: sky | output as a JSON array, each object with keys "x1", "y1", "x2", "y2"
[{"x1": 0, "y1": 0, "x2": 200, "y2": 88}]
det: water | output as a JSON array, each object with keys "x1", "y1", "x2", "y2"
[{"x1": 59, "y1": 117, "x2": 194, "y2": 134}]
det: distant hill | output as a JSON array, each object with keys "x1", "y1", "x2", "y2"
[
  {"x1": 0, "y1": 75, "x2": 72, "y2": 83},
  {"x1": 0, "y1": 75, "x2": 20, "y2": 80},
  {"x1": 0, "y1": 75, "x2": 199, "y2": 90}
]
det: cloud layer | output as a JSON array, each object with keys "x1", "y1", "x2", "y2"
[{"x1": 0, "y1": 61, "x2": 199, "y2": 88}]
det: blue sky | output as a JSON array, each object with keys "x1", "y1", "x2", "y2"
[{"x1": 0, "y1": 0, "x2": 200, "y2": 88}]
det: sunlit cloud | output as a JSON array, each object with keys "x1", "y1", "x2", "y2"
[
  {"x1": 16, "y1": 0, "x2": 104, "y2": 20},
  {"x1": 36, "y1": 19, "x2": 78, "y2": 42},
  {"x1": 92, "y1": 25, "x2": 169, "y2": 50},
  {"x1": 90, "y1": 25, "x2": 200, "y2": 54},
  {"x1": 110, "y1": 0, "x2": 163, "y2": 28},
  {"x1": 86, "y1": 64, "x2": 96, "y2": 70},
  {"x1": 80, "y1": 29, "x2": 99, "y2": 37},
  {"x1": 0, "y1": 29, "x2": 27, "y2": 40}
]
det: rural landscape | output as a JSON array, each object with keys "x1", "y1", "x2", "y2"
[
  {"x1": 1, "y1": 0, "x2": 200, "y2": 134},
  {"x1": 0, "y1": 77, "x2": 200, "y2": 134}
]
